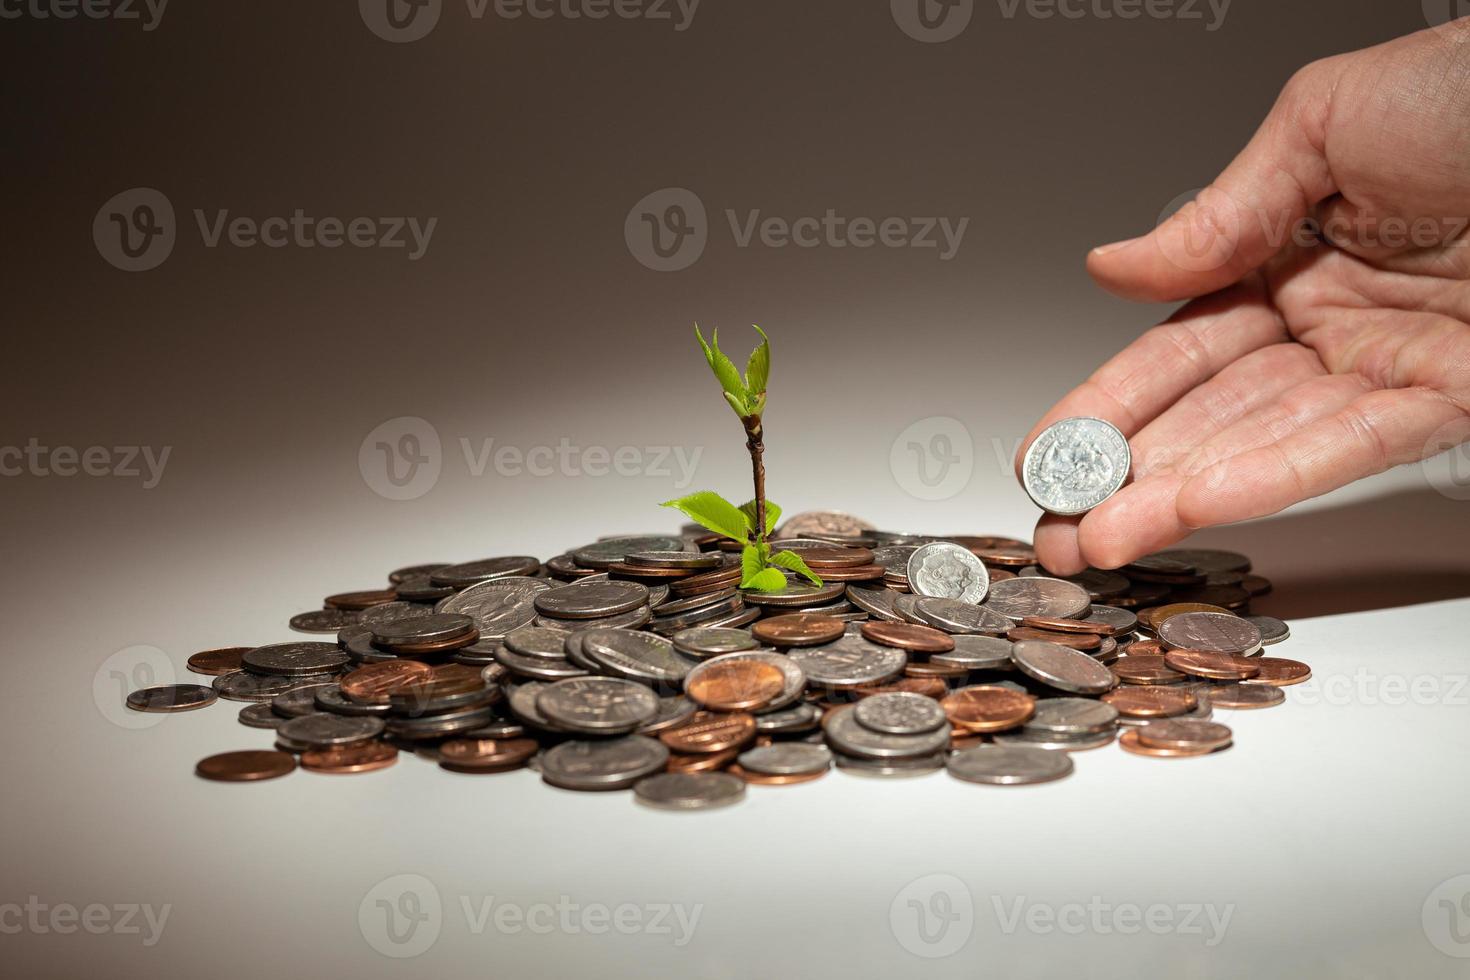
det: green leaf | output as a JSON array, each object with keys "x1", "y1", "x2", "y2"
[
  {"x1": 740, "y1": 544, "x2": 764, "y2": 588},
  {"x1": 737, "y1": 498, "x2": 781, "y2": 537},
  {"x1": 769, "y1": 549, "x2": 823, "y2": 586},
  {"x1": 694, "y1": 324, "x2": 748, "y2": 412},
  {"x1": 660, "y1": 491, "x2": 749, "y2": 543},
  {"x1": 743, "y1": 568, "x2": 788, "y2": 592},
  {"x1": 744, "y1": 325, "x2": 770, "y2": 397},
  {"x1": 722, "y1": 391, "x2": 746, "y2": 417}
]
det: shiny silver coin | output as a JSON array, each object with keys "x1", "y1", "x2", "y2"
[
  {"x1": 124, "y1": 684, "x2": 217, "y2": 712},
  {"x1": 386, "y1": 704, "x2": 496, "y2": 739},
  {"x1": 822, "y1": 705, "x2": 950, "y2": 759},
  {"x1": 912, "y1": 597, "x2": 1012, "y2": 635},
  {"x1": 992, "y1": 728, "x2": 1116, "y2": 751},
  {"x1": 572, "y1": 536, "x2": 685, "y2": 570},
  {"x1": 1024, "y1": 697, "x2": 1119, "y2": 735},
  {"x1": 534, "y1": 580, "x2": 650, "y2": 620},
  {"x1": 694, "y1": 650, "x2": 807, "y2": 712},
  {"x1": 540, "y1": 735, "x2": 670, "y2": 791},
  {"x1": 931, "y1": 634, "x2": 1015, "y2": 671},
  {"x1": 314, "y1": 685, "x2": 392, "y2": 717},
  {"x1": 506, "y1": 681, "x2": 568, "y2": 732},
  {"x1": 436, "y1": 577, "x2": 549, "y2": 638},
  {"x1": 634, "y1": 772, "x2": 745, "y2": 811},
  {"x1": 289, "y1": 608, "x2": 360, "y2": 633},
  {"x1": 852, "y1": 692, "x2": 948, "y2": 735},
  {"x1": 1011, "y1": 640, "x2": 1117, "y2": 695},
  {"x1": 276, "y1": 712, "x2": 385, "y2": 748},
  {"x1": 983, "y1": 577, "x2": 1092, "y2": 621},
  {"x1": 1244, "y1": 615, "x2": 1290, "y2": 645},
  {"x1": 906, "y1": 543, "x2": 990, "y2": 604},
  {"x1": 788, "y1": 635, "x2": 906, "y2": 688},
  {"x1": 358, "y1": 601, "x2": 440, "y2": 627},
  {"x1": 740, "y1": 581, "x2": 848, "y2": 609},
  {"x1": 242, "y1": 642, "x2": 350, "y2": 677},
  {"x1": 582, "y1": 629, "x2": 693, "y2": 685},
  {"x1": 655, "y1": 587, "x2": 739, "y2": 617},
  {"x1": 1085, "y1": 604, "x2": 1139, "y2": 634},
  {"x1": 753, "y1": 700, "x2": 821, "y2": 733},
  {"x1": 503, "y1": 625, "x2": 571, "y2": 660},
  {"x1": 637, "y1": 695, "x2": 699, "y2": 735},
  {"x1": 737, "y1": 742, "x2": 832, "y2": 775},
  {"x1": 846, "y1": 584, "x2": 907, "y2": 622},
  {"x1": 269, "y1": 683, "x2": 338, "y2": 718},
  {"x1": 369, "y1": 613, "x2": 475, "y2": 646},
  {"x1": 671, "y1": 626, "x2": 758, "y2": 658},
  {"x1": 1158, "y1": 612, "x2": 1263, "y2": 655},
  {"x1": 539, "y1": 605, "x2": 653, "y2": 632},
  {"x1": 535, "y1": 677, "x2": 659, "y2": 734},
  {"x1": 833, "y1": 751, "x2": 946, "y2": 778},
  {"x1": 1021, "y1": 416, "x2": 1131, "y2": 516},
  {"x1": 870, "y1": 545, "x2": 919, "y2": 572},
  {"x1": 238, "y1": 702, "x2": 286, "y2": 729},
  {"x1": 430, "y1": 556, "x2": 541, "y2": 588},
  {"x1": 947, "y1": 744, "x2": 1075, "y2": 785},
  {"x1": 492, "y1": 646, "x2": 589, "y2": 682},
  {"x1": 624, "y1": 551, "x2": 721, "y2": 569},
  {"x1": 891, "y1": 593, "x2": 927, "y2": 624},
  {"x1": 213, "y1": 670, "x2": 335, "y2": 703}
]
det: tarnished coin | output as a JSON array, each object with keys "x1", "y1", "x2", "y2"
[
  {"x1": 1163, "y1": 650, "x2": 1261, "y2": 681},
  {"x1": 1110, "y1": 655, "x2": 1188, "y2": 686},
  {"x1": 737, "y1": 742, "x2": 832, "y2": 776},
  {"x1": 1022, "y1": 417, "x2": 1131, "y2": 515},
  {"x1": 846, "y1": 584, "x2": 907, "y2": 622},
  {"x1": 1154, "y1": 548, "x2": 1251, "y2": 574},
  {"x1": 126, "y1": 684, "x2": 217, "y2": 713},
  {"x1": 238, "y1": 702, "x2": 287, "y2": 729},
  {"x1": 635, "y1": 771, "x2": 746, "y2": 810},
  {"x1": 685, "y1": 660, "x2": 785, "y2": 710},
  {"x1": 1101, "y1": 686, "x2": 1198, "y2": 719},
  {"x1": 1084, "y1": 605, "x2": 1139, "y2": 634},
  {"x1": 911, "y1": 597, "x2": 1012, "y2": 635},
  {"x1": 540, "y1": 735, "x2": 670, "y2": 791},
  {"x1": 187, "y1": 647, "x2": 249, "y2": 676},
  {"x1": 1023, "y1": 697, "x2": 1119, "y2": 735},
  {"x1": 1018, "y1": 566, "x2": 1131, "y2": 600},
  {"x1": 356, "y1": 601, "x2": 439, "y2": 628},
  {"x1": 325, "y1": 588, "x2": 399, "y2": 611},
  {"x1": 1011, "y1": 640, "x2": 1117, "y2": 695},
  {"x1": 822, "y1": 705, "x2": 950, "y2": 759},
  {"x1": 582, "y1": 629, "x2": 693, "y2": 685},
  {"x1": 775, "y1": 511, "x2": 876, "y2": 540},
  {"x1": 947, "y1": 744, "x2": 1074, "y2": 785},
  {"x1": 276, "y1": 713, "x2": 385, "y2": 748},
  {"x1": 1244, "y1": 615, "x2": 1290, "y2": 645},
  {"x1": 213, "y1": 671, "x2": 331, "y2": 703},
  {"x1": 242, "y1": 642, "x2": 349, "y2": 677},
  {"x1": 436, "y1": 577, "x2": 548, "y2": 638},
  {"x1": 340, "y1": 661, "x2": 434, "y2": 703},
  {"x1": 544, "y1": 606, "x2": 653, "y2": 632},
  {"x1": 753, "y1": 614, "x2": 846, "y2": 648},
  {"x1": 930, "y1": 634, "x2": 1015, "y2": 671},
  {"x1": 503, "y1": 626, "x2": 572, "y2": 660},
  {"x1": 861, "y1": 621, "x2": 955, "y2": 654},
  {"x1": 430, "y1": 556, "x2": 541, "y2": 588},
  {"x1": 740, "y1": 581, "x2": 847, "y2": 609},
  {"x1": 370, "y1": 613, "x2": 474, "y2": 646},
  {"x1": 993, "y1": 728, "x2": 1117, "y2": 751},
  {"x1": 853, "y1": 692, "x2": 948, "y2": 735},
  {"x1": 834, "y1": 751, "x2": 946, "y2": 778},
  {"x1": 301, "y1": 741, "x2": 399, "y2": 774},
  {"x1": 438, "y1": 737, "x2": 539, "y2": 772},
  {"x1": 535, "y1": 580, "x2": 650, "y2": 619},
  {"x1": 1136, "y1": 719, "x2": 1234, "y2": 752},
  {"x1": 625, "y1": 551, "x2": 722, "y2": 570},
  {"x1": 1207, "y1": 682, "x2": 1287, "y2": 709},
  {"x1": 573, "y1": 536, "x2": 685, "y2": 569},
  {"x1": 394, "y1": 576, "x2": 455, "y2": 603},
  {"x1": 314, "y1": 685, "x2": 393, "y2": 717},
  {"x1": 637, "y1": 695, "x2": 700, "y2": 735},
  {"x1": 671, "y1": 626, "x2": 758, "y2": 658},
  {"x1": 1158, "y1": 612, "x2": 1262, "y2": 655},
  {"x1": 535, "y1": 677, "x2": 659, "y2": 734},
  {"x1": 788, "y1": 635, "x2": 907, "y2": 688},
  {"x1": 196, "y1": 750, "x2": 296, "y2": 782},
  {"x1": 1240, "y1": 657, "x2": 1311, "y2": 687},
  {"x1": 984, "y1": 577, "x2": 1092, "y2": 621},
  {"x1": 269, "y1": 683, "x2": 338, "y2": 718},
  {"x1": 940, "y1": 685, "x2": 1037, "y2": 733},
  {"x1": 389, "y1": 562, "x2": 449, "y2": 584},
  {"x1": 753, "y1": 700, "x2": 822, "y2": 734},
  {"x1": 289, "y1": 609, "x2": 361, "y2": 633},
  {"x1": 906, "y1": 543, "x2": 990, "y2": 604}
]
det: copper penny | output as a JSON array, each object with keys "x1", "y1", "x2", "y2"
[
  {"x1": 187, "y1": 647, "x2": 250, "y2": 676},
  {"x1": 1101, "y1": 686, "x2": 1198, "y2": 719},
  {"x1": 1240, "y1": 657, "x2": 1311, "y2": 687},
  {"x1": 1006, "y1": 626, "x2": 1102, "y2": 651},
  {"x1": 972, "y1": 546, "x2": 1036, "y2": 567},
  {"x1": 861, "y1": 621, "x2": 955, "y2": 654},
  {"x1": 301, "y1": 740, "x2": 399, "y2": 773},
  {"x1": 605, "y1": 562, "x2": 699, "y2": 579},
  {"x1": 659, "y1": 711, "x2": 756, "y2": 753},
  {"x1": 1241, "y1": 574, "x2": 1273, "y2": 596},
  {"x1": 813, "y1": 564, "x2": 886, "y2": 582},
  {"x1": 1118, "y1": 728, "x2": 1222, "y2": 758},
  {"x1": 438, "y1": 737, "x2": 538, "y2": 770},
  {"x1": 905, "y1": 661, "x2": 969, "y2": 679},
  {"x1": 752, "y1": 614, "x2": 846, "y2": 648},
  {"x1": 792, "y1": 546, "x2": 875, "y2": 568},
  {"x1": 196, "y1": 750, "x2": 296, "y2": 781},
  {"x1": 325, "y1": 589, "x2": 398, "y2": 611},
  {"x1": 1136, "y1": 719, "x2": 1234, "y2": 752},
  {"x1": 1019, "y1": 615, "x2": 1108, "y2": 635},
  {"x1": 1110, "y1": 655, "x2": 1188, "y2": 686},
  {"x1": 1122, "y1": 638, "x2": 1166, "y2": 657},
  {"x1": 1164, "y1": 650, "x2": 1261, "y2": 681},
  {"x1": 667, "y1": 748, "x2": 739, "y2": 772},
  {"x1": 851, "y1": 677, "x2": 948, "y2": 699},
  {"x1": 1207, "y1": 683, "x2": 1285, "y2": 709},
  {"x1": 1137, "y1": 602, "x2": 1232, "y2": 632},
  {"x1": 685, "y1": 662, "x2": 785, "y2": 710},
  {"x1": 726, "y1": 764, "x2": 827, "y2": 786},
  {"x1": 940, "y1": 685, "x2": 1036, "y2": 733},
  {"x1": 340, "y1": 660, "x2": 434, "y2": 703}
]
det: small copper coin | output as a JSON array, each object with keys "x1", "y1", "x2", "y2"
[
  {"x1": 726, "y1": 764, "x2": 826, "y2": 786},
  {"x1": 1122, "y1": 638, "x2": 1166, "y2": 657},
  {"x1": 905, "y1": 661, "x2": 969, "y2": 679},
  {"x1": 375, "y1": 628, "x2": 480, "y2": 655},
  {"x1": 813, "y1": 564, "x2": 886, "y2": 582},
  {"x1": 1101, "y1": 686, "x2": 1198, "y2": 719},
  {"x1": 1118, "y1": 728, "x2": 1222, "y2": 758},
  {"x1": 1007, "y1": 626, "x2": 1102, "y2": 651},
  {"x1": 196, "y1": 750, "x2": 296, "y2": 781},
  {"x1": 851, "y1": 677, "x2": 948, "y2": 700},
  {"x1": 438, "y1": 737, "x2": 539, "y2": 770},
  {"x1": 1164, "y1": 650, "x2": 1261, "y2": 681},
  {"x1": 1207, "y1": 682, "x2": 1286, "y2": 709},
  {"x1": 1240, "y1": 657, "x2": 1311, "y2": 687},
  {"x1": 1019, "y1": 615, "x2": 1107, "y2": 635},
  {"x1": 685, "y1": 662, "x2": 785, "y2": 711},
  {"x1": 792, "y1": 546, "x2": 876, "y2": 568},
  {"x1": 1137, "y1": 602, "x2": 1232, "y2": 631},
  {"x1": 1110, "y1": 655, "x2": 1188, "y2": 686},
  {"x1": 972, "y1": 546, "x2": 1036, "y2": 567},
  {"x1": 126, "y1": 684, "x2": 218, "y2": 712},
  {"x1": 659, "y1": 711, "x2": 757, "y2": 753},
  {"x1": 1136, "y1": 719, "x2": 1233, "y2": 752},
  {"x1": 301, "y1": 741, "x2": 399, "y2": 773},
  {"x1": 325, "y1": 589, "x2": 398, "y2": 610},
  {"x1": 187, "y1": 647, "x2": 249, "y2": 676},
  {"x1": 340, "y1": 660, "x2": 434, "y2": 703},
  {"x1": 861, "y1": 621, "x2": 956, "y2": 654},
  {"x1": 940, "y1": 685, "x2": 1036, "y2": 733},
  {"x1": 752, "y1": 613, "x2": 846, "y2": 648},
  {"x1": 667, "y1": 748, "x2": 739, "y2": 772}
]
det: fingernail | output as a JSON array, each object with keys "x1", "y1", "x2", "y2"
[{"x1": 1092, "y1": 236, "x2": 1143, "y2": 256}]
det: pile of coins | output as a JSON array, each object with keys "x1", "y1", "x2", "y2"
[{"x1": 128, "y1": 510, "x2": 1308, "y2": 810}]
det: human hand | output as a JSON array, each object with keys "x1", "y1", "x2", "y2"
[{"x1": 1017, "y1": 20, "x2": 1470, "y2": 575}]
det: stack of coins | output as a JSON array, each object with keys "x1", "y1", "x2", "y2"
[{"x1": 128, "y1": 514, "x2": 1305, "y2": 809}]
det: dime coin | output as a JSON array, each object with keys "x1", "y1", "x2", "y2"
[
  {"x1": 634, "y1": 771, "x2": 746, "y2": 811},
  {"x1": 187, "y1": 647, "x2": 249, "y2": 676},
  {"x1": 503, "y1": 626, "x2": 572, "y2": 660},
  {"x1": 540, "y1": 736, "x2": 670, "y2": 791},
  {"x1": 535, "y1": 677, "x2": 659, "y2": 734},
  {"x1": 1206, "y1": 682, "x2": 1286, "y2": 709},
  {"x1": 535, "y1": 580, "x2": 650, "y2": 619},
  {"x1": 1158, "y1": 612, "x2": 1262, "y2": 655},
  {"x1": 947, "y1": 744, "x2": 1074, "y2": 785},
  {"x1": 1022, "y1": 417, "x2": 1131, "y2": 515},
  {"x1": 1240, "y1": 657, "x2": 1311, "y2": 687},
  {"x1": 1022, "y1": 697, "x2": 1119, "y2": 735},
  {"x1": 238, "y1": 702, "x2": 287, "y2": 729},
  {"x1": 671, "y1": 626, "x2": 758, "y2": 658},
  {"x1": 853, "y1": 692, "x2": 948, "y2": 735},
  {"x1": 737, "y1": 742, "x2": 832, "y2": 775},
  {"x1": 582, "y1": 630, "x2": 693, "y2": 686},
  {"x1": 213, "y1": 671, "x2": 331, "y2": 703},
  {"x1": 289, "y1": 608, "x2": 361, "y2": 633},
  {"x1": 684, "y1": 661, "x2": 784, "y2": 710},
  {"x1": 906, "y1": 543, "x2": 990, "y2": 604},
  {"x1": 314, "y1": 685, "x2": 393, "y2": 717},
  {"x1": 1011, "y1": 640, "x2": 1117, "y2": 695},
  {"x1": 753, "y1": 614, "x2": 846, "y2": 648},
  {"x1": 1101, "y1": 686, "x2": 1198, "y2": 719},
  {"x1": 277, "y1": 713, "x2": 385, "y2": 748},
  {"x1": 243, "y1": 642, "x2": 350, "y2": 677},
  {"x1": 431, "y1": 556, "x2": 541, "y2": 588},
  {"x1": 1163, "y1": 650, "x2": 1261, "y2": 681},
  {"x1": 1135, "y1": 719, "x2": 1233, "y2": 752},
  {"x1": 930, "y1": 634, "x2": 1014, "y2": 671},
  {"x1": 822, "y1": 705, "x2": 950, "y2": 759},
  {"x1": 196, "y1": 750, "x2": 297, "y2": 782},
  {"x1": 125, "y1": 684, "x2": 217, "y2": 713},
  {"x1": 269, "y1": 683, "x2": 338, "y2": 718},
  {"x1": 939, "y1": 686, "x2": 1037, "y2": 733},
  {"x1": 1244, "y1": 615, "x2": 1291, "y2": 645},
  {"x1": 1083, "y1": 605, "x2": 1139, "y2": 634},
  {"x1": 984, "y1": 577, "x2": 1092, "y2": 621},
  {"x1": 860, "y1": 621, "x2": 955, "y2": 654},
  {"x1": 301, "y1": 741, "x2": 399, "y2": 774},
  {"x1": 787, "y1": 635, "x2": 907, "y2": 688},
  {"x1": 910, "y1": 597, "x2": 1011, "y2": 635}
]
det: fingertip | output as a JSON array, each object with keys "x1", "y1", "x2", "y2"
[{"x1": 1032, "y1": 515, "x2": 1086, "y2": 576}]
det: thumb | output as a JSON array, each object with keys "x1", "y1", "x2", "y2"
[{"x1": 1088, "y1": 59, "x2": 1342, "y2": 303}]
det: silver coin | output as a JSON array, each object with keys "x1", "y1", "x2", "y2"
[
  {"x1": 947, "y1": 744, "x2": 1075, "y2": 785},
  {"x1": 212, "y1": 670, "x2": 333, "y2": 703},
  {"x1": 697, "y1": 606, "x2": 762, "y2": 630},
  {"x1": 695, "y1": 650, "x2": 807, "y2": 712},
  {"x1": 124, "y1": 684, "x2": 217, "y2": 712},
  {"x1": 493, "y1": 646, "x2": 588, "y2": 682},
  {"x1": 1021, "y1": 416, "x2": 1131, "y2": 516},
  {"x1": 506, "y1": 681, "x2": 568, "y2": 731},
  {"x1": 1024, "y1": 697, "x2": 1119, "y2": 735},
  {"x1": 833, "y1": 751, "x2": 946, "y2": 778},
  {"x1": 386, "y1": 704, "x2": 496, "y2": 739},
  {"x1": 656, "y1": 588, "x2": 739, "y2": 617},
  {"x1": 912, "y1": 597, "x2": 1012, "y2": 635},
  {"x1": 846, "y1": 584, "x2": 907, "y2": 622},
  {"x1": 1086, "y1": 604, "x2": 1139, "y2": 634},
  {"x1": 393, "y1": 575, "x2": 456, "y2": 602},
  {"x1": 753, "y1": 700, "x2": 821, "y2": 733},
  {"x1": 535, "y1": 677, "x2": 659, "y2": 734},
  {"x1": 637, "y1": 695, "x2": 699, "y2": 735},
  {"x1": 582, "y1": 629, "x2": 693, "y2": 685},
  {"x1": 1011, "y1": 640, "x2": 1117, "y2": 695},
  {"x1": 503, "y1": 625, "x2": 571, "y2": 660},
  {"x1": 276, "y1": 712, "x2": 385, "y2": 748},
  {"x1": 1018, "y1": 566, "x2": 1131, "y2": 599},
  {"x1": 737, "y1": 742, "x2": 832, "y2": 775},
  {"x1": 270, "y1": 683, "x2": 338, "y2": 718},
  {"x1": 436, "y1": 577, "x2": 549, "y2": 638},
  {"x1": 540, "y1": 735, "x2": 670, "y2": 791},
  {"x1": 572, "y1": 536, "x2": 685, "y2": 570},
  {"x1": 535, "y1": 580, "x2": 650, "y2": 619},
  {"x1": 451, "y1": 640, "x2": 503, "y2": 666},
  {"x1": 314, "y1": 685, "x2": 392, "y2": 717},
  {"x1": 1158, "y1": 612, "x2": 1263, "y2": 655},
  {"x1": 625, "y1": 551, "x2": 720, "y2": 569},
  {"x1": 870, "y1": 545, "x2": 918, "y2": 571},
  {"x1": 648, "y1": 594, "x2": 746, "y2": 633},
  {"x1": 822, "y1": 705, "x2": 950, "y2": 759},
  {"x1": 891, "y1": 593, "x2": 927, "y2": 624},
  {"x1": 740, "y1": 581, "x2": 847, "y2": 608},
  {"x1": 242, "y1": 642, "x2": 349, "y2": 677},
  {"x1": 289, "y1": 608, "x2": 360, "y2": 633},
  {"x1": 238, "y1": 702, "x2": 286, "y2": 729},
  {"x1": 906, "y1": 543, "x2": 990, "y2": 604},
  {"x1": 370, "y1": 613, "x2": 474, "y2": 645},
  {"x1": 930, "y1": 634, "x2": 1015, "y2": 671},
  {"x1": 788, "y1": 635, "x2": 907, "y2": 688},
  {"x1": 671, "y1": 626, "x2": 758, "y2": 658},
  {"x1": 430, "y1": 556, "x2": 541, "y2": 588},
  {"x1": 983, "y1": 577, "x2": 1092, "y2": 621},
  {"x1": 540, "y1": 605, "x2": 653, "y2": 632},
  {"x1": 992, "y1": 728, "x2": 1116, "y2": 751},
  {"x1": 1244, "y1": 615, "x2": 1290, "y2": 645},
  {"x1": 852, "y1": 692, "x2": 948, "y2": 735},
  {"x1": 1153, "y1": 548, "x2": 1251, "y2": 574},
  {"x1": 634, "y1": 771, "x2": 745, "y2": 810},
  {"x1": 774, "y1": 511, "x2": 876, "y2": 540},
  {"x1": 563, "y1": 631, "x2": 598, "y2": 672}
]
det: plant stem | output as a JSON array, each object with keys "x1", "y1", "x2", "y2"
[{"x1": 743, "y1": 414, "x2": 766, "y2": 544}]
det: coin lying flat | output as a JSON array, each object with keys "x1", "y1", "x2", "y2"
[
  {"x1": 1163, "y1": 650, "x2": 1261, "y2": 681},
  {"x1": 288, "y1": 609, "x2": 361, "y2": 634},
  {"x1": 1011, "y1": 640, "x2": 1117, "y2": 695},
  {"x1": 582, "y1": 630, "x2": 693, "y2": 685},
  {"x1": 536, "y1": 581, "x2": 650, "y2": 620},
  {"x1": 1158, "y1": 612, "x2": 1263, "y2": 655},
  {"x1": 947, "y1": 744, "x2": 1074, "y2": 785},
  {"x1": 1101, "y1": 686, "x2": 1197, "y2": 719},
  {"x1": 186, "y1": 647, "x2": 249, "y2": 676},
  {"x1": 634, "y1": 771, "x2": 746, "y2": 811},
  {"x1": 684, "y1": 660, "x2": 784, "y2": 710},
  {"x1": 126, "y1": 684, "x2": 217, "y2": 713},
  {"x1": 438, "y1": 737, "x2": 539, "y2": 772},
  {"x1": 753, "y1": 614, "x2": 845, "y2": 648},
  {"x1": 431, "y1": 556, "x2": 541, "y2": 588},
  {"x1": 301, "y1": 741, "x2": 398, "y2": 774},
  {"x1": 1024, "y1": 697, "x2": 1119, "y2": 735},
  {"x1": 788, "y1": 635, "x2": 907, "y2": 688},
  {"x1": 940, "y1": 685, "x2": 1036, "y2": 733},
  {"x1": 861, "y1": 621, "x2": 955, "y2": 654},
  {"x1": 906, "y1": 543, "x2": 990, "y2": 604},
  {"x1": 213, "y1": 671, "x2": 332, "y2": 703},
  {"x1": 736, "y1": 742, "x2": 832, "y2": 776},
  {"x1": 535, "y1": 677, "x2": 658, "y2": 734},
  {"x1": 540, "y1": 736, "x2": 670, "y2": 791},
  {"x1": 436, "y1": 578, "x2": 549, "y2": 637},
  {"x1": 573, "y1": 536, "x2": 685, "y2": 570},
  {"x1": 1206, "y1": 682, "x2": 1286, "y2": 709},
  {"x1": 1118, "y1": 728, "x2": 1226, "y2": 758},
  {"x1": 242, "y1": 642, "x2": 350, "y2": 677},
  {"x1": 238, "y1": 702, "x2": 287, "y2": 729},
  {"x1": 277, "y1": 713, "x2": 385, "y2": 748},
  {"x1": 1022, "y1": 417, "x2": 1131, "y2": 515},
  {"x1": 983, "y1": 577, "x2": 1091, "y2": 622},
  {"x1": 196, "y1": 750, "x2": 296, "y2": 782},
  {"x1": 822, "y1": 705, "x2": 950, "y2": 760},
  {"x1": 853, "y1": 692, "x2": 948, "y2": 735},
  {"x1": 1135, "y1": 719, "x2": 1233, "y2": 752},
  {"x1": 930, "y1": 634, "x2": 1015, "y2": 671},
  {"x1": 671, "y1": 626, "x2": 758, "y2": 658},
  {"x1": 1239, "y1": 657, "x2": 1311, "y2": 686}
]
